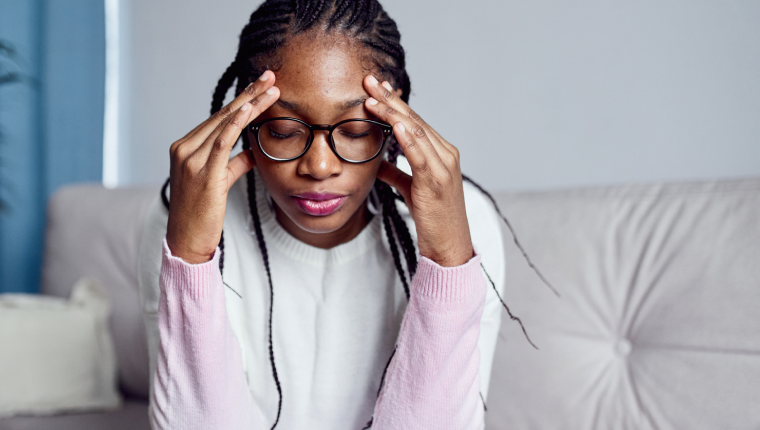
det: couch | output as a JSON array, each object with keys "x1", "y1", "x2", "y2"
[{"x1": 2, "y1": 177, "x2": 758, "y2": 429}]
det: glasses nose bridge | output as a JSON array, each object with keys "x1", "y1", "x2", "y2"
[
  {"x1": 308, "y1": 124, "x2": 334, "y2": 145},
  {"x1": 309, "y1": 124, "x2": 334, "y2": 142}
]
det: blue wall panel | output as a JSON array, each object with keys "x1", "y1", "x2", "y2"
[
  {"x1": 43, "y1": 1, "x2": 105, "y2": 197},
  {"x1": 0, "y1": 0, "x2": 104, "y2": 293}
]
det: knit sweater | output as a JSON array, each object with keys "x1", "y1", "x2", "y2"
[{"x1": 137, "y1": 160, "x2": 506, "y2": 429}]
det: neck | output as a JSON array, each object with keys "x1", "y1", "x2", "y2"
[{"x1": 273, "y1": 201, "x2": 373, "y2": 249}]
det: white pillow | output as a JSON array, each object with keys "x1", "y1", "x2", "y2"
[{"x1": 0, "y1": 278, "x2": 121, "y2": 417}]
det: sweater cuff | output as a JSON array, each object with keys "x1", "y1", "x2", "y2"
[
  {"x1": 412, "y1": 253, "x2": 484, "y2": 302},
  {"x1": 161, "y1": 238, "x2": 221, "y2": 300}
]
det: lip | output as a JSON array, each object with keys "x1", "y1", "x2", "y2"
[{"x1": 291, "y1": 192, "x2": 347, "y2": 216}]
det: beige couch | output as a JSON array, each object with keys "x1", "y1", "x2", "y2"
[{"x1": 2, "y1": 177, "x2": 759, "y2": 429}]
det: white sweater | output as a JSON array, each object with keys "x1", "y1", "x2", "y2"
[{"x1": 138, "y1": 160, "x2": 505, "y2": 429}]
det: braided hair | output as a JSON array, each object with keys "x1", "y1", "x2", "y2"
[{"x1": 161, "y1": 0, "x2": 555, "y2": 427}]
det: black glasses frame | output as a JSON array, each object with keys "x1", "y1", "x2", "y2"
[{"x1": 246, "y1": 117, "x2": 393, "y2": 164}]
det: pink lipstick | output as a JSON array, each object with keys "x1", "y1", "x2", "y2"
[{"x1": 292, "y1": 192, "x2": 347, "y2": 216}]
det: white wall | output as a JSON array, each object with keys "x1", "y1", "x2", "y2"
[{"x1": 117, "y1": 0, "x2": 760, "y2": 191}]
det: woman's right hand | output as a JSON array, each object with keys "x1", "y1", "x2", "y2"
[{"x1": 166, "y1": 71, "x2": 279, "y2": 264}]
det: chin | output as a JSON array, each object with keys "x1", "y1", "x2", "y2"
[{"x1": 292, "y1": 212, "x2": 352, "y2": 234}]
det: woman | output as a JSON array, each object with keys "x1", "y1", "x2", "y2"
[{"x1": 138, "y1": 1, "x2": 509, "y2": 428}]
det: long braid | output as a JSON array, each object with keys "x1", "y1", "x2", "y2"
[
  {"x1": 246, "y1": 170, "x2": 284, "y2": 429},
  {"x1": 378, "y1": 181, "x2": 410, "y2": 299},
  {"x1": 383, "y1": 142, "x2": 418, "y2": 278},
  {"x1": 389, "y1": 207, "x2": 417, "y2": 276},
  {"x1": 210, "y1": 60, "x2": 238, "y2": 116}
]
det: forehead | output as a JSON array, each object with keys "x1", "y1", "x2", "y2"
[{"x1": 272, "y1": 33, "x2": 370, "y2": 114}]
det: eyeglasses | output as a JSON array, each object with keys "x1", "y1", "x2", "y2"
[{"x1": 246, "y1": 117, "x2": 393, "y2": 163}]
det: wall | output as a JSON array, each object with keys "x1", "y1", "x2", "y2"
[
  {"x1": 0, "y1": 0, "x2": 105, "y2": 293},
  {"x1": 116, "y1": 0, "x2": 760, "y2": 191}
]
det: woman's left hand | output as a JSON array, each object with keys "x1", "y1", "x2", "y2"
[{"x1": 363, "y1": 75, "x2": 473, "y2": 267}]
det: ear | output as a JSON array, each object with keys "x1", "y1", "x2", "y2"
[{"x1": 395, "y1": 88, "x2": 403, "y2": 97}]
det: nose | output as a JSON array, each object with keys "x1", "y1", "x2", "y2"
[{"x1": 296, "y1": 130, "x2": 342, "y2": 180}]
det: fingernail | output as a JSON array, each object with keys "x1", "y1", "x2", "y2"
[
  {"x1": 258, "y1": 71, "x2": 269, "y2": 81},
  {"x1": 368, "y1": 75, "x2": 379, "y2": 85},
  {"x1": 241, "y1": 102, "x2": 251, "y2": 111},
  {"x1": 367, "y1": 97, "x2": 378, "y2": 106},
  {"x1": 397, "y1": 123, "x2": 405, "y2": 133},
  {"x1": 382, "y1": 82, "x2": 393, "y2": 92},
  {"x1": 266, "y1": 87, "x2": 276, "y2": 95}
]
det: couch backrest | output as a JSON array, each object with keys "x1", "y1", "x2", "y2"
[
  {"x1": 42, "y1": 178, "x2": 760, "y2": 428},
  {"x1": 486, "y1": 177, "x2": 760, "y2": 430},
  {"x1": 42, "y1": 184, "x2": 157, "y2": 399}
]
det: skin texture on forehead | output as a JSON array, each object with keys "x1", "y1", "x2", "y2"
[
  {"x1": 248, "y1": 32, "x2": 385, "y2": 249},
  {"x1": 271, "y1": 32, "x2": 373, "y2": 120}
]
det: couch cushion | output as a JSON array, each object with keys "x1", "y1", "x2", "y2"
[
  {"x1": 41, "y1": 184, "x2": 158, "y2": 399},
  {"x1": 0, "y1": 400, "x2": 149, "y2": 430},
  {"x1": 486, "y1": 178, "x2": 760, "y2": 429},
  {"x1": 0, "y1": 280, "x2": 120, "y2": 418}
]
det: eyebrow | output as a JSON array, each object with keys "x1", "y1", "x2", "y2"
[
  {"x1": 275, "y1": 97, "x2": 368, "y2": 114},
  {"x1": 340, "y1": 97, "x2": 368, "y2": 110},
  {"x1": 275, "y1": 99, "x2": 300, "y2": 112}
]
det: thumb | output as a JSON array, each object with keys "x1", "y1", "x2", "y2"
[
  {"x1": 226, "y1": 149, "x2": 255, "y2": 187},
  {"x1": 377, "y1": 160, "x2": 412, "y2": 203}
]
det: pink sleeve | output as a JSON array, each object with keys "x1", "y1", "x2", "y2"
[
  {"x1": 371, "y1": 254, "x2": 487, "y2": 430},
  {"x1": 152, "y1": 239, "x2": 485, "y2": 430},
  {"x1": 149, "y1": 239, "x2": 264, "y2": 430}
]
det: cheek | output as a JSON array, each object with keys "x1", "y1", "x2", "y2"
[
  {"x1": 347, "y1": 161, "x2": 383, "y2": 195},
  {"x1": 251, "y1": 158, "x2": 292, "y2": 198}
]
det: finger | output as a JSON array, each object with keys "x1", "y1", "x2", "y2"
[
  {"x1": 426, "y1": 125, "x2": 458, "y2": 157},
  {"x1": 226, "y1": 150, "x2": 255, "y2": 185},
  {"x1": 366, "y1": 76, "x2": 451, "y2": 156},
  {"x1": 172, "y1": 71, "x2": 276, "y2": 160},
  {"x1": 191, "y1": 70, "x2": 276, "y2": 142},
  {"x1": 198, "y1": 85, "x2": 280, "y2": 165},
  {"x1": 382, "y1": 79, "x2": 455, "y2": 159},
  {"x1": 200, "y1": 97, "x2": 258, "y2": 173},
  {"x1": 376, "y1": 161, "x2": 412, "y2": 203},
  {"x1": 393, "y1": 120, "x2": 448, "y2": 181},
  {"x1": 363, "y1": 76, "x2": 449, "y2": 168},
  {"x1": 423, "y1": 125, "x2": 461, "y2": 172},
  {"x1": 378, "y1": 78, "x2": 459, "y2": 167}
]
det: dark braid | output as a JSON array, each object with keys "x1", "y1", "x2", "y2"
[
  {"x1": 378, "y1": 181, "x2": 410, "y2": 299},
  {"x1": 152, "y1": 1, "x2": 555, "y2": 428},
  {"x1": 218, "y1": 228, "x2": 225, "y2": 274},
  {"x1": 328, "y1": 0, "x2": 353, "y2": 27},
  {"x1": 210, "y1": 60, "x2": 238, "y2": 116},
  {"x1": 245, "y1": 171, "x2": 284, "y2": 429},
  {"x1": 383, "y1": 142, "x2": 418, "y2": 279}
]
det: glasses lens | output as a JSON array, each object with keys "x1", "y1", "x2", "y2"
[
  {"x1": 333, "y1": 121, "x2": 385, "y2": 162},
  {"x1": 258, "y1": 119, "x2": 310, "y2": 159}
]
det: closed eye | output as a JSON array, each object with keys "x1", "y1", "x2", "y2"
[
  {"x1": 268, "y1": 128, "x2": 303, "y2": 139},
  {"x1": 338, "y1": 129, "x2": 371, "y2": 139}
]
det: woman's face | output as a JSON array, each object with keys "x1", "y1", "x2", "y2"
[{"x1": 246, "y1": 34, "x2": 388, "y2": 249}]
